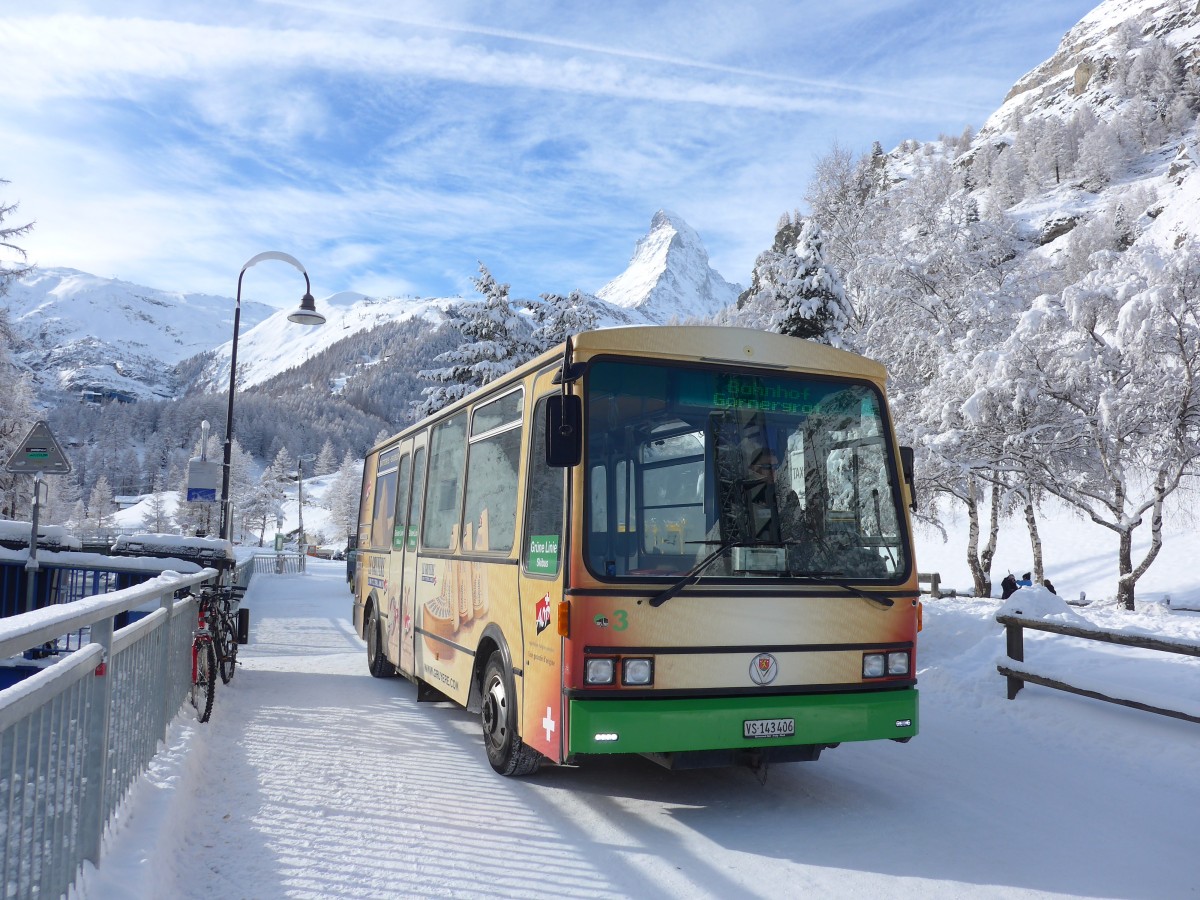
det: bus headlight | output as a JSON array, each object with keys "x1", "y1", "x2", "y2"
[
  {"x1": 585, "y1": 657, "x2": 616, "y2": 685},
  {"x1": 622, "y1": 657, "x2": 654, "y2": 686},
  {"x1": 863, "y1": 651, "x2": 910, "y2": 678}
]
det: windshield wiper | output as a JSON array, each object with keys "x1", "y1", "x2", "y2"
[
  {"x1": 649, "y1": 539, "x2": 760, "y2": 607},
  {"x1": 784, "y1": 568, "x2": 898, "y2": 609},
  {"x1": 825, "y1": 580, "x2": 892, "y2": 609}
]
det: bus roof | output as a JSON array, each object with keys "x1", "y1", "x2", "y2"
[
  {"x1": 367, "y1": 326, "x2": 888, "y2": 455},
  {"x1": 570, "y1": 326, "x2": 887, "y2": 381}
]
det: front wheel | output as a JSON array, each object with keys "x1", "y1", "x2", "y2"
[
  {"x1": 190, "y1": 638, "x2": 217, "y2": 723},
  {"x1": 366, "y1": 604, "x2": 395, "y2": 678},
  {"x1": 217, "y1": 617, "x2": 238, "y2": 684},
  {"x1": 481, "y1": 651, "x2": 540, "y2": 776}
]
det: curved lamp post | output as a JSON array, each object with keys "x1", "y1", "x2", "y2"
[{"x1": 219, "y1": 251, "x2": 325, "y2": 543}]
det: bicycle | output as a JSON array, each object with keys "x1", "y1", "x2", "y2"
[
  {"x1": 210, "y1": 585, "x2": 244, "y2": 685},
  {"x1": 189, "y1": 589, "x2": 218, "y2": 723}
]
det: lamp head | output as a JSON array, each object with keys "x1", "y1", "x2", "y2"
[{"x1": 288, "y1": 292, "x2": 326, "y2": 326}]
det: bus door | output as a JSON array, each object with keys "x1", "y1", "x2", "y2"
[
  {"x1": 517, "y1": 382, "x2": 569, "y2": 763},
  {"x1": 392, "y1": 435, "x2": 427, "y2": 677}
]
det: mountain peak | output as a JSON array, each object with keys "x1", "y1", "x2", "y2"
[{"x1": 596, "y1": 210, "x2": 741, "y2": 323}]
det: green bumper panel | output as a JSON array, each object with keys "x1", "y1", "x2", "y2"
[{"x1": 569, "y1": 689, "x2": 918, "y2": 755}]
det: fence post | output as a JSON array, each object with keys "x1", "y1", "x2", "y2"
[
  {"x1": 1004, "y1": 620, "x2": 1024, "y2": 700},
  {"x1": 158, "y1": 588, "x2": 176, "y2": 742},
  {"x1": 80, "y1": 616, "x2": 114, "y2": 866}
]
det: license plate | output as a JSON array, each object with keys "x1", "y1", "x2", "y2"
[{"x1": 743, "y1": 717, "x2": 795, "y2": 739}]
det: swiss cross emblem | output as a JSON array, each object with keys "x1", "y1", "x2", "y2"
[
  {"x1": 543, "y1": 706, "x2": 556, "y2": 743},
  {"x1": 535, "y1": 593, "x2": 552, "y2": 634}
]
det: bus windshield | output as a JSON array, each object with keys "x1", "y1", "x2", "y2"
[{"x1": 583, "y1": 359, "x2": 909, "y2": 582}]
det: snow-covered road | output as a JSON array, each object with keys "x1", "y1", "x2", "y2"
[{"x1": 81, "y1": 559, "x2": 1199, "y2": 899}]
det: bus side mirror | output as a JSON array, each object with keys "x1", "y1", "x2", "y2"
[
  {"x1": 546, "y1": 394, "x2": 582, "y2": 467},
  {"x1": 899, "y1": 445, "x2": 916, "y2": 510}
]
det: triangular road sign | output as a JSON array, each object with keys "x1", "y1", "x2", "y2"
[{"x1": 6, "y1": 420, "x2": 72, "y2": 475}]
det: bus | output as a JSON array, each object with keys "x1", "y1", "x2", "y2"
[{"x1": 352, "y1": 325, "x2": 919, "y2": 776}]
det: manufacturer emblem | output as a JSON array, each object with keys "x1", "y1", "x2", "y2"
[
  {"x1": 749, "y1": 652, "x2": 778, "y2": 685},
  {"x1": 534, "y1": 594, "x2": 552, "y2": 635}
]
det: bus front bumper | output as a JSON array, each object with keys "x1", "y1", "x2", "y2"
[{"x1": 568, "y1": 688, "x2": 918, "y2": 756}]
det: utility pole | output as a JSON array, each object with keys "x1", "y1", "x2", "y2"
[{"x1": 296, "y1": 453, "x2": 315, "y2": 573}]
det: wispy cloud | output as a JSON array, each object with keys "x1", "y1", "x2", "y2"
[{"x1": 3, "y1": 1, "x2": 1098, "y2": 306}]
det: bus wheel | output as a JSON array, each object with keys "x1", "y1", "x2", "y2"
[
  {"x1": 481, "y1": 651, "x2": 540, "y2": 776},
  {"x1": 366, "y1": 604, "x2": 395, "y2": 678}
]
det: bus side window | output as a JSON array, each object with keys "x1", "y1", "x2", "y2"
[
  {"x1": 369, "y1": 456, "x2": 398, "y2": 549},
  {"x1": 423, "y1": 414, "x2": 467, "y2": 550},
  {"x1": 523, "y1": 397, "x2": 564, "y2": 576},
  {"x1": 461, "y1": 389, "x2": 524, "y2": 553},
  {"x1": 406, "y1": 448, "x2": 425, "y2": 551},
  {"x1": 391, "y1": 454, "x2": 411, "y2": 550},
  {"x1": 358, "y1": 453, "x2": 379, "y2": 547}
]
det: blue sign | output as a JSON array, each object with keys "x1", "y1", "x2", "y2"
[{"x1": 187, "y1": 487, "x2": 218, "y2": 502}]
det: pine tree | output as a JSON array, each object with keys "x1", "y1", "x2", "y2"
[
  {"x1": 325, "y1": 451, "x2": 362, "y2": 545},
  {"x1": 140, "y1": 475, "x2": 173, "y2": 533},
  {"x1": 0, "y1": 180, "x2": 34, "y2": 296},
  {"x1": 528, "y1": 290, "x2": 600, "y2": 352},
  {"x1": 315, "y1": 439, "x2": 338, "y2": 476},
  {"x1": 0, "y1": 181, "x2": 37, "y2": 520},
  {"x1": 773, "y1": 219, "x2": 853, "y2": 345},
  {"x1": 738, "y1": 214, "x2": 852, "y2": 345},
  {"x1": 415, "y1": 263, "x2": 538, "y2": 417},
  {"x1": 86, "y1": 476, "x2": 115, "y2": 537}
]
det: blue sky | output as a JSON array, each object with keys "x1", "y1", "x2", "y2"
[{"x1": 3, "y1": 1, "x2": 1099, "y2": 309}]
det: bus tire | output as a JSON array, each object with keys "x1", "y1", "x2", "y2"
[
  {"x1": 366, "y1": 603, "x2": 395, "y2": 678},
  {"x1": 481, "y1": 651, "x2": 540, "y2": 776}
]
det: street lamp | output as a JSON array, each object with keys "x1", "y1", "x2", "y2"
[{"x1": 219, "y1": 252, "x2": 325, "y2": 544}]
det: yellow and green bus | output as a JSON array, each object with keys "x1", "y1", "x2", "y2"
[{"x1": 353, "y1": 325, "x2": 920, "y2": 775}]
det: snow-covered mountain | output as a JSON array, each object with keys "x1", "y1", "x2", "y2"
[
  {"x1": 965, "y1": 0, "x2": 1200, "y2": 260},
  {"x1": 4, "y1": 268, "x2": 275, "y2": 401},
  {"x1": 982, "y1": 0, "x2": 1199, "y2": 137},
  {"x1": 7, "y1": 213, "x2": 742, "y2": 399},
  {"x1": 197, "y1": 292, "x2": 460, "y2": 391},
  {"x1": 596, "y1": 210, "x2": 743, "y2": 323}
]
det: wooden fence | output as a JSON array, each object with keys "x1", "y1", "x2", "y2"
[{"x1": 996, "y1": 612, "x2": 1200, "y2": 725}]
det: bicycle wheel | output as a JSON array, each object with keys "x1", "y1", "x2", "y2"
[
  {"x1": 190, "y1": 638, "x2": 217, "y2": 723},
  {"x1": 217, "y1": 612, "x2": 238, "y2": 684}
]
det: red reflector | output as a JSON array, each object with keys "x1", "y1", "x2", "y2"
[{"x1": 94, "y1": 662, "x2": 107, "y2": 677}]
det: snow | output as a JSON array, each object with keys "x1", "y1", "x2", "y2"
[
  {"x1": 3, "y1": 267, "x2": 276, "y2": 400},
  {"x1": 73, "y1": 503, "x2": 1200, "y2": 899},
  {"x1": 0, "y1": 520, "x2": 81, "y2": 550}
]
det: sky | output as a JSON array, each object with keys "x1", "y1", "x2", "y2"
[
  {"x1": 75, "y1": 498, "x2": 1199, "y2": 898},
  {"x1": 4, "y1": 1, "x2": 1101, "y2": 309}
]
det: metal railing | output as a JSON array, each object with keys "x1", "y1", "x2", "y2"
[
  {"x1": 253, "y1": 552, "x2": 304, "y2": 575},
  {"x1": 0, "y1": 559, "x2": 251, "y2": 900}
]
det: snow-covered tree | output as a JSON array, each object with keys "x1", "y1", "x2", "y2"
[
  {"x1": 0, "y1": 180, "x2": 34, "y2": 296},
  {"x1": 772, "y1": 218, "x2": 852, "y2": 345},
  {"x1": 315, "y1": 439, "x2": 338, "y2": 476},
  {"x1": 243, "y1": 462, "x2": 286, "y2": 547},
  {"x1": 324, "y1": 450, "x2": 362, "y2": 545},
  {"x1": 989, "y1": 245, "x2": 1200, "y2": 609},
  {"x1": 85, "y1": 475, "x2": 115, "y2": 537},
  {"x1": 140, "y1": 475, "x2": 174, "y2": 533},
  {"x1": 528, "y1": 290, "x2": 600, "y2": 352},
  {"x1": 736, "y1": 213, "x2": 852, "y2": 344},
  {"x1": 0, "y1": 181, "x2": 37, "y2": 520},
  {"x1": 415, "y1": 263, "x2": 538, "y2": 417}
]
